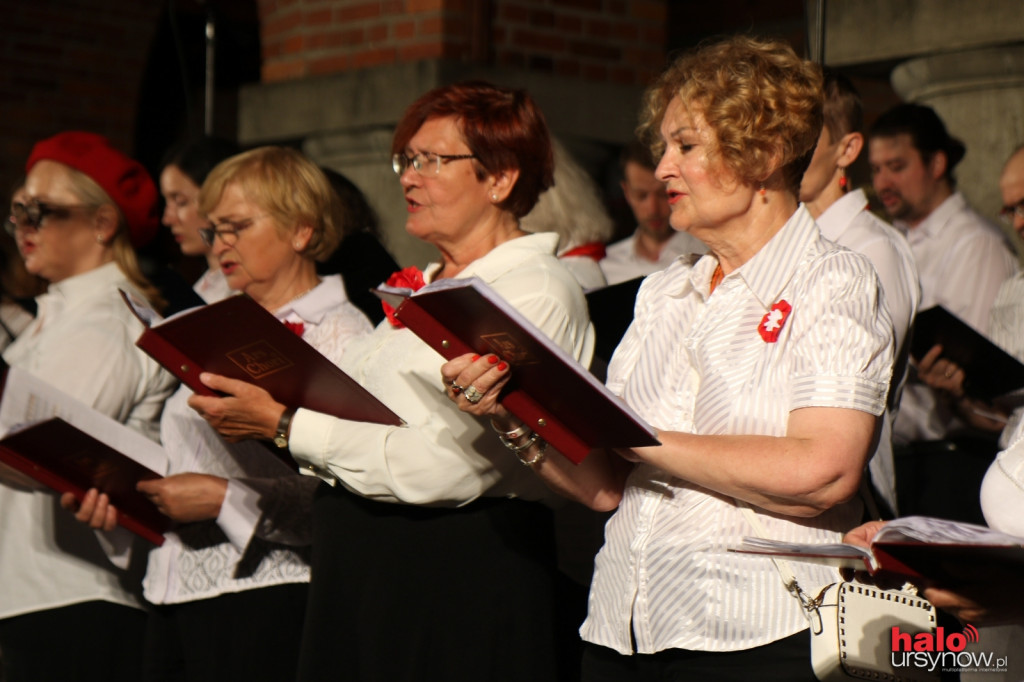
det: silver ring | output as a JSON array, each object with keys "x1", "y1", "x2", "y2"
[
  {"x1": 449, "y1": 382, "x2": 465, "y2": 395},
  {"x1": 463, "y1": 385, "x2": 484, "y2": 404}
]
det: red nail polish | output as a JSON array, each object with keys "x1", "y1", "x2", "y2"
[
  {"x1": 497, "y1": 362, "x2": 507, "y2": 371},
  {"x1": 488, "y1": 355, "x2": 498, "y2": 364},
  {"x1": 472, "y1": 354, "x2": 480, "y2": 361}
]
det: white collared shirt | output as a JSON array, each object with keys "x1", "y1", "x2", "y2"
[
  {"x1": 0, "y1": 262, "x2": 177, "y2": 620},
  {"x1": 600, "y1": 230, "x2": 707, "y2": 285},
  {"x1": 898, "y1": 191, "x2": 1016, "y2": 333},
  {"x1": 981, "y1": 272, "x2": 1024, "y2": 450},
  {"x1": 288, "y1": 232, "x2": 595, "y2": 506},
  {"x1": 894, "y1": 192, "x2": 1018, "y2": 443},
  {"x1": 144, "y1": 275, "x2": 372, "y2": 605},
  {"x1": 987, "y1": 271, "x2": 1024, "y2": 368},
  {"x1": 816, "y1": 189, "x2": 922, "y2": 512},
  {"x1": 816, "y1": 189, "x2": 920, "y2": 360},
  {"x1": 581, "y1": 207, "x2": 893, "y2": 654}
]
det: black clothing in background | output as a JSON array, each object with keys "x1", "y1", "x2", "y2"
[{"x1": 318, "y1": 231, "x2": 399, "y2": 326}]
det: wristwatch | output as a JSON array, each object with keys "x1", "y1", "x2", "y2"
[{"x1": 273, "y1": 406, "x2": 297, "y2": 449}]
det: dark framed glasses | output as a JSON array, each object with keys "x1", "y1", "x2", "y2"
[
  {"x1": 5, "y1": 199, "x2": 94, "y2": 236},
  {"x1": 999, "y1": 198, "x2": 1024, "y2": 226},
  {"x1": 198, "y1": 215, "x2": 266, "y2": 247},
  {"x1": 391, "y1": 151, "x2": 477, "y2": 176}
]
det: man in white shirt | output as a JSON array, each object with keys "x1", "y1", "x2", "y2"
[
  {"x1": 869, "y1": 104, "x2": 1018, "y2": 444},
  {"x1": 600, "y1": 139, "x2": 705, "y2": 285},
  {"x1": 919, "y1": 145, "x2": 1024, "y2": 446}
]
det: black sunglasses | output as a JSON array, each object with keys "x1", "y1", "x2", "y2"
[{"x1": 5, "y1": 199, "x2": 94, "y2": 235}]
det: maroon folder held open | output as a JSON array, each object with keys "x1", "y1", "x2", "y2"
[
  {"x1": 0, "y1": 418, "x2": 169, "y2": 545},
  {"x1": 123, "y1": 291, "x2": 402, "y2": 427},
  {"x1": 375, "y1": 278, "x2": 658, "y2": 463}
]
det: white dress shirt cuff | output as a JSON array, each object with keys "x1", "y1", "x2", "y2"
[
  {"x1": 217, "y1": 478, "x2": 262, "y2": 552},
  {"x1": 288, "y1": 407, "x2": 349, "y2": 484}
]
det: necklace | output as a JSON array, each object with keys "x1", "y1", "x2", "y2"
[
  {"x1": 709, "y1": 263, "x2": 724, "y2": 293},
  {"x1": 281, "y1": 278, "x2": 321, "y2": 307}
]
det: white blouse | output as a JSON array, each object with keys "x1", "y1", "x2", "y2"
[
  {"x1": 289, "y1": 233, "x2": 595, "y2": 506},
  {"x1": 0, "y1": 263, "x2": 177, "y2": 620},
  {"x1": 582, "y1": 207, "x2": 893, "y2": 654},
  {"x1": 143, "y1": 275, "x2": 372, "y2": 605}
]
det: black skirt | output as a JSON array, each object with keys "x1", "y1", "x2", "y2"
[{"x1": 297, "y1": 483, "x2": 562, "y2": 682}]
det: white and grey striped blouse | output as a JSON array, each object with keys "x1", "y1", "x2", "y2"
[{"x1": 581, "y1": 206, "x2": 894, "y2": 655}]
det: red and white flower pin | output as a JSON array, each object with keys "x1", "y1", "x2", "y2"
[
  {"x1": 758, "y1": 300, "x2": 791, "y2": 343},
  {"x1": 381, "y1": 266, "x2": 426, "y2": 328}
]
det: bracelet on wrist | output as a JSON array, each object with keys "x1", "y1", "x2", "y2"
[
  {"x1": 499, "y1": 429, "x2": 539, "y2": 453},
  {"x1": 490, "y1": 419, "x2": 529, "y2": 440},
  {"x1": 498, "y1": 428, "x2": 549, "y2": 466},
  {"x1": 516, "y1": 438, "x2": 548, "y2": 467}
]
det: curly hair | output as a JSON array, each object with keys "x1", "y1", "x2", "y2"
[
  {"x1": 198, "y1": 146, "x2": 343, "y2": 262},
  {"x1": 391, "y1": 81, "x2": 555, "y2": 218},
  {"x1": 638, "y1": 35, "x2": 823, "y2": 195}
]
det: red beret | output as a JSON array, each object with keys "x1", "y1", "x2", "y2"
[{"x1": 26, "y1": 131, "x2": 160, "y2": 248}]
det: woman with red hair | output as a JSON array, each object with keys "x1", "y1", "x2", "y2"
[{"x1": 190, "y1": 81, "x2": 597, "y2": 681}]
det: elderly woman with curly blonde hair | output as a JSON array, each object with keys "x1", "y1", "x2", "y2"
[{"x1": 442, "y1": 36, "x2": 895, "y2": 681}]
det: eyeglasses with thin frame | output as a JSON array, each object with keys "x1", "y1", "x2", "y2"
[
  {"x1": 999, "y1": 198, "x2": 1024, "y2": 226},
  {"x1": 199, "y1": 215, "x2": 266, "y2": 247},
  {"x1": 5, "y1": 199, "x2": 95, "y2": 236},
  {"x1": 391, "y1": 151, "x2": 477, "y2": 177}
]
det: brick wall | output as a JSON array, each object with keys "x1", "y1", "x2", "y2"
[
  {"x1": 257, "y1": 0, "x2": 667, "y2": 87},
  {"x1": 0, "y1": 0, "x2": 162, "y2": 193},
  {"x1": 492, "y1": 0, "x2": 666, "y2": 86}
]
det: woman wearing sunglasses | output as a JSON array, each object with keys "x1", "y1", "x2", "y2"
[
  {"x1": 0, "y1": 131, "x2": 178, "y2": 682},
  {"x1": 70, "y1": 145, "x2": 373, "y2": 681}
]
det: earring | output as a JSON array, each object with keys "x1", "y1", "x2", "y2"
[
  {"x1": 96, "y1": 234, "x2": 105, "y2": 244},
  {"x1": 838, "y1": 167, "x2": 849, "y2": 190},
  {"x1": 759, "y1": 184, "x2": 767, "y2": 199},
  {"x1": 491, "y1": 193, "x2": 499, "y2": 202}
]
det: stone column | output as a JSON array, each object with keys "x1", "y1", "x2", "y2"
[
  {"x1": 891, "y1": 46, "x2": 1024, "y2": 231},
  {"x1": 813, "y1": 0, "x2": 1024, "y2": 240}
]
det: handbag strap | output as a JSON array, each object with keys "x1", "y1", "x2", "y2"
[{"x1": 737, "y1": 502, "x2": 827, "y2": 616}]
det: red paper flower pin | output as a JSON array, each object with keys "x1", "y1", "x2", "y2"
[
  {"x1": 381, "y1": 266, "x2": 426, "y2": 328},
  {"x1": 758, "y1": 300, "x2": 792, "y2": 343},
  {"x1": 283, "y1": 320, "x2": 305, "y2": 337}
]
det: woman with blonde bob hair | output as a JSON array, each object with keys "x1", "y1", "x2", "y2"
[
  {"x1": 199, "y1": 146, "x2": 344, "y2": 263},
  {"x1": 68, "y1": 145, "x2": 372, "y2": 681},
  {"x1": 442, "y1": 36, "x2": 895, "y2": 680}
]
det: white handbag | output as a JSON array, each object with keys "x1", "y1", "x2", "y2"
[
  {"x1": 807, "y1": 580, "x2": 938, "y2": 682},
  {"x1": 739, "y1": 505, "x2": 939, "y2": 682}
]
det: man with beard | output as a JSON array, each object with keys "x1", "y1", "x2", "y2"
[
  {"x1": 600, "y1": 138, "x2": 706, "y2": 285},
  {"x1": 869, "y1": 103, "x2": 1017, "y2": 446}
]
